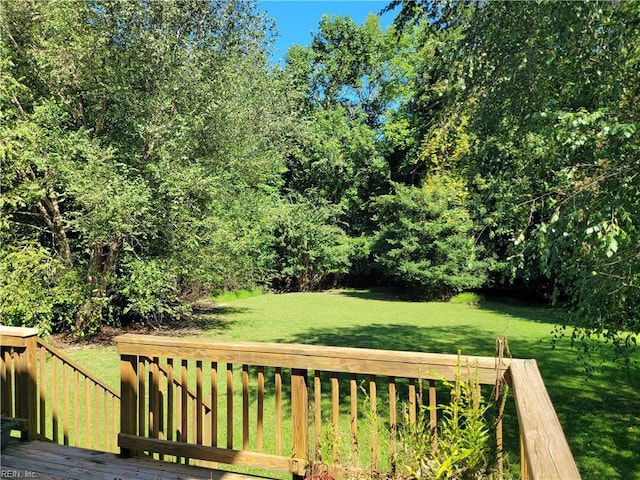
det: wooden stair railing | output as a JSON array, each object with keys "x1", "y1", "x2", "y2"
[{"x1": 0, "y1": 326, "x2": 120, "y2": 452}]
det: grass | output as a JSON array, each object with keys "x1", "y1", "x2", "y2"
[{"x1": 61, "y1": 288, "x2": 640, "y2": 480}]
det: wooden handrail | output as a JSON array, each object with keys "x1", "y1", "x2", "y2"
[
  {"x1": 36, "y1": 340, "x2": 119, "y2": 397},
  {"x1": 116, "y1": 333, "x2": 509, "y2": 384},
  {"x1": 509, "y1": 359, "x2": 581, "y2": 479}
]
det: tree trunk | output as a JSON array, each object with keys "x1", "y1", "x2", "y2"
[{"x1": 75, "y1": 236, "x2": 120, "y2": 334}]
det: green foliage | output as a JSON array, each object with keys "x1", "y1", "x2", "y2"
[
  {"x1": 267, "y1": 197, "x2": 351, "y2": 291},
  {"x1": 0, "y1": 0, "x2": 290, "y2": 334},
  {"x1": 399, "y1": 360, "x2": 494, "y2": 480},
  {"x1": 449, "y1": 293, "x2": 483, "y2": 305},
  {"x1": 373, "y1": 176, "x2": 489, "y2": 299},
  {"x1": 0, "y1": 245, "x2": 83, "y2": 334}
]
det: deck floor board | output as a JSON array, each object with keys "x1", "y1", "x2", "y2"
[{"x1": 0, "y1": 441, "x2": 275, "y2": 480}]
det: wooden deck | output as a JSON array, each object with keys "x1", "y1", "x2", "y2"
[{"x1": 0, "y1": 440, "x2": 274, "y2": 480}]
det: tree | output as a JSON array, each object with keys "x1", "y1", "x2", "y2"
[
  {"x1": 373, "y1": 175, "x2": 488, "y2": 299},
  {"x1": 388, "y1": 0, "x2": 640, "y2": 351},
  {"x1": 1, "y1": 0, "x2": 291, "y2": 333}
]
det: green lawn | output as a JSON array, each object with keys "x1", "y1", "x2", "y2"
[{"x1": 64, "y1": 288, "x2": 640, "y2": 479}]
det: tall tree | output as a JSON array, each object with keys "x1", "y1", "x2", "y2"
[{"x1": 1, "y1": 0, "x2": 291, "y2": 333}]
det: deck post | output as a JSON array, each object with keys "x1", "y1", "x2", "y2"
[
  {"x1": 0, "y1": 326, "x2": 38, "y2": 441},
  {"x1": 120, "y1": 354, "x2": 138, "y2": 457},
  {"x1": 291, "y1": 368, "x2": 309, "y2": 480}
]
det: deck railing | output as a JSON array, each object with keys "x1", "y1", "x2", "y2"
[
  {"x1": 0, "y1": 326, "x2": 120, "y2": 452},
  {"x1": 0, "y1": 326, "x2": 580, "y2": 479},
  {"x1": 115, "y1": 333, "x2": 581, "y2": 479}
]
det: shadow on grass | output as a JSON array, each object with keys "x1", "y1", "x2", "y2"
[
  {"x1": 478, "y1": 300, "x2": 568, "y2": 326},
  {"x1": 279, "y1": 322, "x2": 640, "y2": 480},
  {"x1": 175, "y1": 305, "x2": 251, "y2": 333}
]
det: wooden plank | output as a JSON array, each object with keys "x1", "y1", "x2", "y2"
[
  {"x1": 119, "y1": 354, "x2": 138, "y2": 457},
  {"x1": 331, "y1": 373, "x2": 339, "y2": 463},
  {"x1": 313, "y1": 371, "x2": 321, "y2": 459},
  {"x1": 63, "y1": 362, "x2": 69, "y2": 445},
  {"x1": 242, "y1": 364, "x2": 249, "y2": 450},
  {"x1": 74, "y1": 369, "x2": 80, "y2": 446},
  {"x1": 389, "y1": 377, "x2": 397, "y2": 473},
  {"x1": 2, "y1": 440, "x2": 270, "y2": 480},
  {"x1": 0, "y1": 326, "x2": 39, "y2": 338},
  {"x1": 509, "y1": 359, "x2": 581, "y2": 480},
  {"x1": 116, "y1": 335, "x2": 508, "y2": 384},
  {"x1": 84, "y1": 376, "x2": 91, "y2": 448},
  {"x1": 211, "y1": 361, "x2": 218, "y2": 447},
  {"x1": 52, "y1": 356, "x2": 59, "y2": 443},
  {"x1": 350, "y1": 374, "x2": 358, "y2": 461},
  {"x1": 429, "y1": 379, "x2": 437, "y2": 452},
  {"x1": 257, "y1": 366, "x2": 264, "y2": 452},
  {"x1": 39, "y1": 346, "x2": 46, "y2": 437},
  {"x1": 408, "y1": 378, "x2": 416, "y2": 427},
  {"x1": 275, "y1": 367, "x2": 282, "y2": 456},
  {"x1": 167, "y1": 358, "x2": 174, "y2": 446},
  {"x1": 119, "y1": 433, "x2": 305, "y2": 475},
  {"x1": 181, "y1": 359, "x2": 189, "y2": 449},
  {"x1": 150, "y1": 358, "x2": 160, "y2": 441},
  {"x1": 227, "y1": 363, "x2": 233, "y2": 450},
  {"x1": 0, "y1": 348, "x2": 11, "y2": 416},
  {"x1": 138, "y1": 358, "x2": 146, "y2": 442},
  {"x1": 196, "y1": 360, "x2": 203, "y2": 446},
  {"x1": 291, "y1": 369, "x2": 309, "y2": 463},
  {"x1": 369, "y1": 375, "x2": 377, "y2": 470},
  {"x1": 103, "y1": 389, "x2": 109, "y2": 452}
]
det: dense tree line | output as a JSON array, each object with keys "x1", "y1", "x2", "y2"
[{"x1": 1, "y1": 0, "x2": 639, "y2": 351}]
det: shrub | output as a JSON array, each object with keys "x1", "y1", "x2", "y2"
[
  {"x1": 0, "y1": 244, "x2": 83, "y2": 335},
  {"x1": 373, "y1": 176, "x2": 489, "y2": 299}
]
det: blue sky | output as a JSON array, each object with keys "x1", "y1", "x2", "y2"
[{"x1": 260, "y1": 1, "x2": 398, "y2": 63}]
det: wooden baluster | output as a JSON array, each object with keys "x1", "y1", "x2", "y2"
[
  {"x1": 24, "y1": 335, "x2": 37, "y2": 440},
  {"x1": 181, "y1": 359, "x2": 189, "y2": 463},
  {"x1": 113, "y1": 394, "x2": 118, "y2": 452},
  {"x1": 52, "y1": 357, "x2": 59, "y2": 443},
  {"x1": 93, "y1": 384, "x2": 99, "y2": 450},
  {"x1": 291, "y1": 368, "x2": 309, "y2": 478},
  {"x1": 226, "y1": 363, "x2": 233, "y2": 450},
  {"x1": 211, "y1": 361, "x2": 217, "y2": 448},
  {"x1": 39, "y1": 346, "x2": 46, "y2": 437},
  {"x1": 103, "y1": 389, "x2": 108, "y2": 451},
  {"x1": 331, "y1": 373, "x2": 339, "y2": 463},
  {"x1": 63, "y1": 363, "x2": 69, "y2": 445},
  {"x1": 257, "y1": 366, "x2": 264, "y2": 452},
  {"x1": 73, "y1": 369, "x2": 80, "y2": 446},
  {"x1": 370, "y1": 375, "x2": 378, "y2": 471},
  {"x1": 350, "y1": 373, "x2": 358, "y2": 463},
  {"x1": 167, "y1": 358, "x2": 174, "y2": 444},
  {"x1": 242, "y1": 364, "x2": 249, "y2": 450},
  {"x1": 84, "y1": 376, "x2": 91, "y2": 448},
  {"x1": 150, "y1": 357, "x2": 161, "y2": 460},
  {"x1": 0, "y1": 348, "x2": 9, "y2": 416},
  {"x1": 389, "y1": 377, "x2": 397, "y2": 474},
  {"x1": 120, "y1": 354, "x2": 138, "y2": 457},
  {"x1": 408, "y1": 378, "x2": 416, "y2": 427},
  {"x1": 314, "y1": 370, "x2": 322, "y2": 460},
  {"x1": 197, "y1": 360, "x2": 203, "y2": 446},
  {"x1": 275, "y1": 367, "x2": 282, "y2": 456},
  {"x1": 138, "y1": 358, "x2": 146, "y2": 443},
  {"x1": 429, "y1": 379, "x2": 437, "y2": 453}
]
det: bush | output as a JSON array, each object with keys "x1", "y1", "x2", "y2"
[
  {"x1": 373, "y1": 176, "x2": 489, "y2": 299},
  {"x1": 115, "y1": 258, "x2": 188, "y2": 325},
  {"x1": 0, "y1": 244, "x2": 83, "y2": 334},
  {"x1": 267, "y1": 197, "x2": 351, "y2": 291}
]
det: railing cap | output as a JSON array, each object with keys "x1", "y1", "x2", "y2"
[{"x1": 0, "y1": 326, "x2": 38, "y2": 338}]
